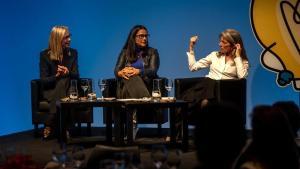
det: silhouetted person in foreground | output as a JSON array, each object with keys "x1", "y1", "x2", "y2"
[
  {"x1": 232, "y1": 105, "x2": 300, "y2": 169},
  {"x1": 194, "y1": 102, "x2": 246, "y2": 169},
  {"x1": 272, "y1": 101, "x2": 300, "y2": 138}
]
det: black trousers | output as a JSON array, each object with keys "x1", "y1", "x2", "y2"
[{"x1": 117, "y1": 76, "x2": 150, "y2": 99}]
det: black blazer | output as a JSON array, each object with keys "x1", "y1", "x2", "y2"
[
  {"x1": 39, "y1": 48, "x2": 79, "y2": 101},
  {"x1": 114, "y1": 47, "x2": 160, "y2": 89}
]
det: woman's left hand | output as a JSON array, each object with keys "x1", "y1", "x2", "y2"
[
  {"x1": 126, "y1": 67, "x2": 140, "y2": 77},
  {"x1": 235, "y1": 43, "x2": 242, "y2": 57},
  {"x1": 58, "y1": 65, "x2": 69, "y2": 75},
  {"x1": 121, "y1": 67, "x2": 140, "y2": 78}
]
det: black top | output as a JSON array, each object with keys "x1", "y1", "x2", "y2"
[
  {"x1": 115, "y1": 47, "x2": 159, "y2": 80},
  {"x1": 114, "y1": 47, "x2": 160, "y2": 90},
  {"x1": 39, "y1": 48, "x2": 79, "y2": 101}
]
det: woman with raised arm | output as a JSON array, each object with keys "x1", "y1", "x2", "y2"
[{"x1": 185, "y1": 29, "x2": 249, "y2": 108}]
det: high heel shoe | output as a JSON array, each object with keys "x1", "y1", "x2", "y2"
[
  {"x1": 165, "y1": 136, "x2": 171, "y2": 142},
  {"x1": 43, "y1": 126, "x2": 52, "y2": 139}
]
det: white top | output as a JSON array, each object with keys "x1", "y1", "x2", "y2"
[{"x1": 186, "y1": 51, "x2": 249, "y2": 80}]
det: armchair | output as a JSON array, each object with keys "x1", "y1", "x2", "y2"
[
  {"x1": 31, "y1": 78, "x2": 94, "y2": 137},
  {"x1": 102, "y1": 77, "x2": 168, "y2": 128},
  {"x1": 174, "y1": 77, "x2": 247, "y2": 124}
]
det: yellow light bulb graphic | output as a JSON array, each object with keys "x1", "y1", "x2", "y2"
[{"x1": 251, "y1": 0, "x2": 300, "y2": 90}]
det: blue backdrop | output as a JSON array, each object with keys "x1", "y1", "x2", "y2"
[{"x1": 0, "y1": 0, "x2": 298, "y2": 136}]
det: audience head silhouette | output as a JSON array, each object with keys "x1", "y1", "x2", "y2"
[
  {"x1": 272, "y1": 101, "x2": 300, "y2": 137},
  {"x1": 233, "y1": 104, "x2": 299, "y2": 169},
  {"x1": 194, "y1": 102, "x2": 246, "y2": 169}
]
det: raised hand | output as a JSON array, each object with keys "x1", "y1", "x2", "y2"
[
  {"x1": 190, "y1": 36, "x2": 198, "y2": 44},
  {"x1": 235, "y1": 43, "x2": 242, "y2": 57},
  {"x1": 189, "y1": 35, "x2": 198, "y2": 52}
]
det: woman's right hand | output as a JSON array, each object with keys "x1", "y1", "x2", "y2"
[
  {"x1": 118, "y1": 67, "x2": 138, "y2": 80},
  {"x1": 118, "y1": 69, "x2": 129, "y2": 80},
  {"x1": 189, "y1": 35, "x2": 198, "y2": 52},
  {"x1": 55, "y1": 65, "x2": 69, "y2": 77}
]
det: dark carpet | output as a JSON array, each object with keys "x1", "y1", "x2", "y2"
[{"x1": 0, "y1": 127, "x2": 198, "y2": 169}]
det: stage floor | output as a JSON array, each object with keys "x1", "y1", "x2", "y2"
[{"x1": 0, "y1": 127, "x2": 198, "y2": 169}]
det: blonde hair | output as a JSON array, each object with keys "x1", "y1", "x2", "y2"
[
  {"x1": 218, "y1": 29, "x2": 248, "y2": 61},
  {"x1": 48, "y1": 26, "x2": 69, "y2": 61}
]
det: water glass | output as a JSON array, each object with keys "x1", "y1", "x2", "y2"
[
  {"x1": 87, "y1": 79, "x2": 97, "y2": 101},
  {"x1": 99, "y1": 159, "x2": 115, "y2": 169},
  {"x1": 167, "y1": 149, "x2": 182, "y2": 169},
  {"x1": 71, "y1": 146, "x2": 85, "y2": 168},
  {"x1": 69, "y1": 79, "x2": 78, "y2": 100},
  {"x1": 152, "y1": 79, "x2": 161, "y2": 101},
  {"x1": 165, "y1": 78, "x2": 173, "y2": 97},
  {"x1": 98, "y1": 79, "x2": 107, "y2": 99},
  {"x1": 80, "y1": 79, "x2": 89, "y2": 98},
  {"x1": 151, "y1": 144, "x2": 168, "y2": 169},
  {"x1": 52, "y1": 144, "x2": 69, "y2": 168}
]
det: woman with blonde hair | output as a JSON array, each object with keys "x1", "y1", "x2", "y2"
[{"x1": 40, "y1": 26, "x2": 79, "y2": 139}]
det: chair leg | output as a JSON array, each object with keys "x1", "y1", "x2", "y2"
[
  {"x1": 34, "y1": 123, "x2": 39, "y2": 137},
  {"x1": 157, "y1": 123, "x2": 162, "y2": 136},
  {"x1": 77, "y1": 123, "x2": 82, "y2": 135},
  {"x1": 87, "y1": 123, "x2": 92, "y2": 136}
]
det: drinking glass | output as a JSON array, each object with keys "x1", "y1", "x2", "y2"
[
  {"x1": 80, "y1": 79, "x2": 89, "y2": 99},
  {"x1": 112, "y1": 152, "x2": 127, "y2": 169},
  {"x1": 165, "y1": 78, "x2": 173, "y2": 97},
  {"x1": 71, "y1": 145, "x2": 85, "y2": 168},
  {"x1": 87, "y1": 79, "x2": 97, "y2": 101},
  {"x1": 3, "y1": 146, "x2": 16, "y2": 159},
  {"x1": 0, "y1": 148, "x2": 4, "y2": 164},
  {"x1": 69, "y1": 79, "x2": 78, "y2": 100},
  {"x1": 52, "y1": 144, "x2": 69, "y2": 168},
  {"x1": 99, "y1": 159, "x2": 115, "y2": 169},
  {"x1": 166, "y1": 149, "x2": 182, "y2": 169},
  {"x1": 151, "y1": 144, "x2": 168, "y2": 169},
  {"x1": 98, "y1": 79, "x2": 107, "y2": 100},
  {"x1": 152, "y1": 79, "x2": 161, "y2": 101}
]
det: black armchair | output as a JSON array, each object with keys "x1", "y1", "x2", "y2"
[
  {"x1": 174, "y1": 77, "x2": 247, "y2": 124},
  {"x1": 102, "y1": 77, "x2": 168, "y2": 127},
  {"x1": 31, "y1": 78, "x2": 94, "y2": 137}
]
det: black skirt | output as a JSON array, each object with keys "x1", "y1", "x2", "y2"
[
  {"x1": 181, "y1": 77, "x2": 216, "y2": 102},
  {"x1": 179, "y1": 77, "x2": 217, "y2": 118},
  {"x1": 116, "y1": 76, "x2": 151, "y2": 99}
]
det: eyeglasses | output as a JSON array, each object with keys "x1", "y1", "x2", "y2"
[
  {"x1": 63, "y1": 33, "x2": 72, "y2": 39},
  {"x1": 136, "y1": 34, "x2": 150, "y2": 39}
]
